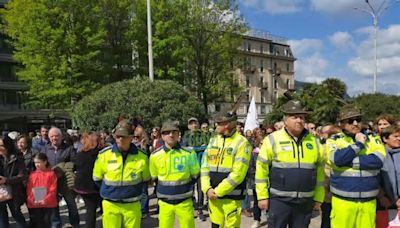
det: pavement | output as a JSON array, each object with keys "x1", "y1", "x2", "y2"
[{"x1": 9, "y1": 191, "x2": 322, "y2": 227}]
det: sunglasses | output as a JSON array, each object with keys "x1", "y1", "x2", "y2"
[
  {"x1": 162, "y1": 130, "x2": 178, "y2": 135},
  {"x1": 133, "y1": 135, "x2": 140, "y2": 139},
  {"x1": 347, "y1": 117, "x2": 362, "y2": 124}
]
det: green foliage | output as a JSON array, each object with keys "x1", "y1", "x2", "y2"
[
  {"x1": 131, "y1": 0, "x2": 248, "y2": 112},
  {"x1": 1, "y1": 0, "x2": 107, "y2": 108},
  {"x1": 264, "y1": 78, "x2": 348, "y2": 125},
  {"x1": 71, "y1": 79, "x2": 205, "y2": 131},
  {"x1": 352, "y1": 93, "x2": 400, "y2": 122}
]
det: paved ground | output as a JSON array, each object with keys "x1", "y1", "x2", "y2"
[{"x1": 9, "y1": 192, "x2": 321, "y2": 227}]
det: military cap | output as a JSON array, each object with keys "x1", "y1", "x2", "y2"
[
  {"x1": 113, "y1": 120, "x2": 134, "y2": 136},
  {"x1": 161, "y1": 120, "x2": 180, "y2": 133},
  {"x1": 338, "y1": 105, "x2": 362, "y2": 121},
  {"x1": 187, "y1": 117, "x2": 199, "y2": 124},
  {"x1": 215, "y1": 111, "x2": 237, "y2": 123},
  {"x1": 282, "y1": 100, "x2": 308, "y2": 114}
]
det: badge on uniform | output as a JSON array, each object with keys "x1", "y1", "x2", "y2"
[
  {"x1": 306, "y1": 143, "x2": 313, "y2": 150},
  {"x1": 227, "y1": 148, "x2": 233, "y2": 155},
  {"x1": 131, "y1": 173, "x2": 137, "y2": 179}
]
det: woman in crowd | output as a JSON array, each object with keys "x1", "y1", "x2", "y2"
[
  {"x1": 379, "y1": 125, "x2": 400, "y2": 227},
  {"x1": 0, "y1": 136, "x2": 28, "y2": 228},
  {"x1": 150, "y1": 127, "x2": 162, "y2": 152},
  {"x1": 16, "y1": 134, "x2": 36, "y2": 173},
  {"x1": 376, "y1": 114, "x2": 395, "y2": 135},
  {"x1": 26, "y1": 153, "x2": 57, "y2": 228},
  {"x1": 74, "y1": 132, "x2": 103, "y2": 228}
]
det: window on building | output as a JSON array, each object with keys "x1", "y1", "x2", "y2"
[
  {"x1": 274, "y1": 78, "x2": 278, "y2": 89},
  {"x1": 215, "y1": 104, "x2": 221, "y2": 112},
  {"x1": 286, "y1": 63, "x2": 290, "y2": 72},
  {"x1": 242, "y1": 41, "x2": 246, "y2": 51},
  {"x1": 247, "y1": 43, "x2": 251, "y2": 52},
  {"x1": 5, "y1": 90, "x2": 17, "y2": 105},
  {"x1": 286, "y1": 79, "x2": 290, "y2": 89},
  {"x1": 246, "y1": 90, "x2": 250, "y2": 102},
  {"x1": 246, "y1": 75, "x2": 250, "y2": 87},
  {"x1": 259, "y1": 76, "x2": 264, "y2": 87},
  {"x1": 274, "y1": 91, "x2": 278, "y2": 100},
  {"x1": 260, "y1": 45, "x2": 263, "y2": 54},
  {"x1": 269, "y1": 44, "x2": 274, "y2": 54},
  {"x1": 261, "y1": 105, "x2": 266, "y2": 114},
  {"x1": 260, "y1": 59, "x2": 264, "y2": 72},
  {"x1": 261, "y1": 90, "x2": 266, "y2": 103}
]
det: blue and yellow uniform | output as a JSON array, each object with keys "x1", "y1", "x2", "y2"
[
  {"x1": 201, "y1": 130, "x2": 252, "y2": 227},
  {"x1": 326, "y1": 131, "x2": 386, "y2": 228},
  {"x1": 93, "y1": 144, "x2": 150, "y2": 228},
  {"x1": 256, "y1": 128, "x2": 325, "y2": 227},
  {"x1": 150, "y1": 144, "x2": 200, "y2": 228}
]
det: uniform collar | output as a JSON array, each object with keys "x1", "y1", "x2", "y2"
[
  {"x1": 163, "y1": 143, "x2": 181, "y2": 152},
  {"x1": 283, "y1": 127, "x2": 309, "y2": 143},
  {"x1": 112, "y1": 143, "x2": 138, "y2": 155}
]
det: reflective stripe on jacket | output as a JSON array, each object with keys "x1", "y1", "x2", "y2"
[
  {"x1": 149, "y1": 144, "x2": 200, "y2": 203},
  {"x1": 92, "y1": 144, "x2": 150, "y2": 203},
  {"x1": 256, "y1": 128, "x2": 325, "y2": 202},
  {"x1": 201, "y1": 131, "x2": 252, "y2": 200},
  {"x1": 326, "y1": 132, "x2": 385, "y2": 201}
]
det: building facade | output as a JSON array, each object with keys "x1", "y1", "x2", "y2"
[{"x1": 209, "y1": 29, "x2": 296, "y2": 123}]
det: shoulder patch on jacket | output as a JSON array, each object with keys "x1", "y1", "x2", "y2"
[{"x1": 99, "y1": 146, "x2": 112, "y2": 154}]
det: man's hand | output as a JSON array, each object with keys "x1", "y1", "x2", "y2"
[
  {"x1": 355, "y1": 133, "x2": 367, "y2": 144},
  {"x1": 258, "y1": 199, "x2": 269, "y2": 210},
  {"x1": 379, "y1": 196, "x2": 393, "y2": 208},
  {"x1": 207, "y1": 188, "x2": 218, "y2": 200},
  {"x1": 314, "y1": 202, "x2": 321, "y2": 211},
  {"x1": 396, "y1": 199, "x2": 400, "y2": 208},
  {"x1": 0, "y1": 176, "x2": 7, "y2": 185}
]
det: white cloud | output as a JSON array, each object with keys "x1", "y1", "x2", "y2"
[
  {"x1": 310, "y1": 0, "x2": 388, "y2": 15},
  {"x1": 288, "y1": 39, "x2": 323, "y2": 56},
  {"x1": 240, "y1": 0, "x2": 303, "y2": 15},
  {"x1": 329, "y1": 31, "x2": 354, "y2": 50},
  {"x1": 294, "y1": 53, "x2": 329, "y2": 83},
  {"x1": 348, "y1": 24, "x2": 400, "y2": 76}
]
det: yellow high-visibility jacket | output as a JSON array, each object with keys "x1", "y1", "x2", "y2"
[
  {"x1": 256, "y1": 128, "x2": 325, "y2": 202},
  {"x1": 150, "y1": 144, "x2": 200, "y2": 203},
  {"x1": 93, "y1": 144, "x2": 150, "y2": 203},
  {"x1": 201, "y1": 131, "x2": 252, "y2": 200}
]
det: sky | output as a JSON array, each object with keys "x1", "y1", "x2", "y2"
[{"x1": 238, "y1": 0, "x2": 400, "y2": 96}]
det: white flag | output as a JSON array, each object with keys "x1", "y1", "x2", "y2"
[{"x1": 244, "y1": 96, "x2": 259, "y2": 132}]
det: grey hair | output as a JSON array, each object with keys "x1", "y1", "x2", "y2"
[{"x1": 49, "y1": 127, "x2": 62, "y2": 136}]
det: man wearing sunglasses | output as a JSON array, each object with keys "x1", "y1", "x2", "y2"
[
  {"x1": 201, "y1": 110, "x2": 252, "y2": 228},
  {"x1": 150, "y1": 120, "x2": 200, "y2": 228},
  {"x1": 326, "y1": 105, "x2": 386, "y2": 228},
  {"x1": 93, "y1": 120, "x2": 150, "y2": 228}
]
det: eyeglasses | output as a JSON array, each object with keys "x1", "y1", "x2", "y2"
[
  {"x1": 347, "y1": 117, "x2": 362, "y2": 124},
  {"x1": 133, "y1": 135, "x2": 140, "y2": 139},
  {"x1": 162, "y1": 130, "x2": 178, "y2": 135}
]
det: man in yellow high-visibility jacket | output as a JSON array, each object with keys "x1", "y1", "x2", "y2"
[
  {"x1": 256, "y1": 100, "x2": 325, "y2": 228},
  {"x1": 150, "y1": 120, "x2": 200, "y2": 228},
  {"x1": 201, "y1": 110, "x2": 252, "y2": 228},
  {"x1": 93, "y1": 120, "x2": 150, "y2": 228}
]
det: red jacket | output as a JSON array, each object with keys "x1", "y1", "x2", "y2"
[{"x1": 26, "y1": 169, "x2": 58, "y2": 208}]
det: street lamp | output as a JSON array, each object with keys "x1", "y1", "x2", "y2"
[
  {"x1": 147, "y1": 0, "x2": 154, "y2": 82},
  {"x1": 354, "y1": 0, "x2": 399, "y2": 93}
]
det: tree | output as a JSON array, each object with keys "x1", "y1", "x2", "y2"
[
  {"x1": 131, "y1": 0, "x2": 248, "y2": 113},
  {"x1": 352, "y1": 93, "x2": 400, "y2": 122},
  {"x1": 1, "y1": 0, "x2": 107, "y2": 108},
  {"x1": 71, "y1": 79, "x2": 205, "y2": 131},
  {"x1": 264, "y1": 78, "x2": 348, "y2": 125}
]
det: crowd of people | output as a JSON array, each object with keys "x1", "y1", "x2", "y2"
[{"x1": 0, "y1": 100, "x2": 399, "y2": 228}]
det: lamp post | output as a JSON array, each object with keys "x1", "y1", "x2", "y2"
[
  {"x1": 354, "y1": 0, "x2": 399, "y2": 93},
  {"x1": 147, "y1": 0, "x2": 154, "y2": 82}
]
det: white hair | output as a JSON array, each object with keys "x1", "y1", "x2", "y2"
[{"x1": 49, "y1": 127, "x2": 62, "y2": 136}]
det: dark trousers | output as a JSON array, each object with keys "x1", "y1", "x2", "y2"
[
  {"x1": 0, "y1": 201, "x2": 27, "y2": 228},
  {"x1": 195, "y1": 178, "x2": 204, "y2": 210},
  {"x1": 141, "y1": 182, "x2": 149, "y2": 214},
  {"x1": 51, "y1": 190, "x2": 80, "y2": 228},
  {"x1": 268, "y1": 198, "x2": 313, "y2": 228},
  {"x1": 320, "y1": 202, "x2": 331, "y2": 228},
  {"x1": 81, "y1": 193, "x2": 102, "y2": 228},
  {"x1": 28, "y1": 208, "x2": 53, "y2": 228},
  {"x1": 252, "y1": 188, "x2": 262, "y2": 221}
]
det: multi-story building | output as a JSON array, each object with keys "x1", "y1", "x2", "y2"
[
  {"x1": 209, "y1": 29, "x2": 296, "y2": 123},
  {"x1": 0, "y1": 0, "x2": 70, "y2": 133}
]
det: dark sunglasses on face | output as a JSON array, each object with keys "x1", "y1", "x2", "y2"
[
  {"x1": 162, "y1": 130, "x2": 178, "y2": 135},
  {"x1": 347, "y1": 117, "x2": 362, "y2": 124}
]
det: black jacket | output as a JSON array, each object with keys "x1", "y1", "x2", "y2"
[
  {"x1": 74, "y1": 148, "x2": 99, "y2": 193},
  {"x1": 41, "y1": 143, "x2": 76, "y2": 167}
]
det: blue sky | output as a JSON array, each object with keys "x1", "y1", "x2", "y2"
[{"x1": 238, "y1": 0, "x2": 400, "y2": 96}]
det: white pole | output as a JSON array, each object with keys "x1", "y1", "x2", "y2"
[
  {"x1": 147, "y1": 0, "x2": 154, "y2": 82},
  {"x1": 373, "y1": 16, "x2": 378, "y2": 93}
]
